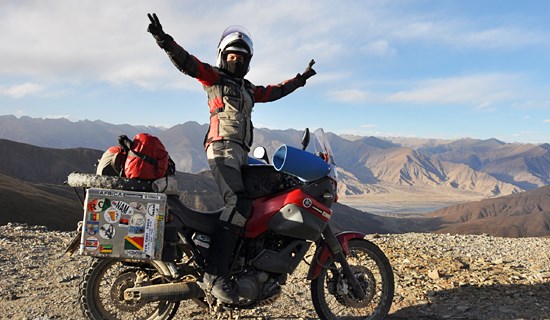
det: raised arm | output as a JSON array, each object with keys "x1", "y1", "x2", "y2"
[
  {"x1": 254, "y1": 59, "x2": 317, "y2": 102},
  {"x1": 147, "y1": 13, "x2": 219, "y2": 86}
]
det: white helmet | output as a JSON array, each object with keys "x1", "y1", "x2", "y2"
[{"x1": 216, "y1": 25, "x2": 253, "y2": 76}]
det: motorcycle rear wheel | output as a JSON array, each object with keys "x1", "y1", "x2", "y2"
[
  {"x1": 310, "y1": 239, "x2": 394, "y2": 320},
  {"x1": 80, "y1": 258, "x2": 179, "y2": 320}
]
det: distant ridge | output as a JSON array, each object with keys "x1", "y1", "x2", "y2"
[
  {"x1": 0, "y1": 115, "x2": 164, "y2": 150},
  {"x1": 427, "y1": 186, "x2": 550, "y2": 237},
  {"x1": 0, "y1": 138, "x2": 100, "y2": 184},
  {"x1": 0, "y1": 138, "x2": 392, "y2": 234},
  {"x1": 0, "y1": 172, "x2": 82, "y2": 229},
  {"x1": 0, "y1": 136, "x2": 548, "y2": 236},
  {"x1": 1, "y1": 115, "x2": 549, "y2": 199}
]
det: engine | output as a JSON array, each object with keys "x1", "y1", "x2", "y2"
[
  {"x1": 235, "y1": 269, "x2": 284, "y2": 305},
  {"x1": 232, "y1": 234, "x2": 310, "y2": 305}
]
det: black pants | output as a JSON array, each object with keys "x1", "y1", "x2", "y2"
[{"x1": 205, "y1": 141, "x2": 252, "y2": 277}]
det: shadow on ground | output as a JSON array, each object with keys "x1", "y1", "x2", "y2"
[
  {"x1": 229, "y1": 283, "x2": 549, "y2": 320},
  {"x1": 387, "y1": 283, "x2": 550, "y2": 320}
]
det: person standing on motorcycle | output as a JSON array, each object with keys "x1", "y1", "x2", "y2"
[{"x1": 147, "y1": 13, "x2": 316, "y2": 304}]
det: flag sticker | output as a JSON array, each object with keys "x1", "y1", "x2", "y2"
[
  {"x1": 124, "y1": 236, "x2": 144, "y2": 251},
  {"x1": 85, "y1": 222, "x2": 99, "y2": 235},
  {"x1": 85, "y1": 237, "x2": 99, "y2": 251},
  {"x1": 87, "y1": 198, "x2": 110, "y2": 213},
  {"x1": 119, "y1": 218, "x2": 129, "y2": 227},
  {"x1": 82, "y1": 188, "x2": 166, "y2": 260},
  {"x1": 99, "y1": 244, "x2": 113, "y2": 254}
]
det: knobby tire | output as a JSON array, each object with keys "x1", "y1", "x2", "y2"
[
  {"x1": 310, "y1": 239, "x2": 394, "y2": 320},
  {"x1": 79, "y1": 258, "x2": 179, "y2": 320}
]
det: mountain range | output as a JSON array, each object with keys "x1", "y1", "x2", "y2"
[
  {"x1": 0, "y1": 138, "x2": 392, "y2": 235},
  {"x1": 0, "y1": 115, "x2": 549, "y2": 237},
  {"x1": 427, "y1": 185, "x2": 550, "y2": 237},
  {"x1": 0, "y1": 136, "x2": 548, "y2": 237},
  {"x1": 1, "y1": 115, "x2": 549, "y2": 199}
]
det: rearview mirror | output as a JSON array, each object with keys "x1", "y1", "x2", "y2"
[
  {"x1": 301, "y1": 128, "x2": 310, "y2": 150},
  {"x1": 253, "y1": 147, "x2": 269, "y2": 164}
]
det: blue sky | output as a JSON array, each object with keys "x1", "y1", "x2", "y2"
[{"x1": 1, "y1": 0, "x2": 549, "y2": 143}]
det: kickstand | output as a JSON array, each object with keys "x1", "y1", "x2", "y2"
[{"x1": 215, "y1": 308, "x2": 241, "y2": 319}]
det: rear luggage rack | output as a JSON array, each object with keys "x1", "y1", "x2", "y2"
[{"x1": 66, "y1": 172, "x2": 154, "y2": 192}]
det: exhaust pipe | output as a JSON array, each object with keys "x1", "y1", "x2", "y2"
[{"x1": 124, "y1": 281, "x2": 204, "y2": 302}]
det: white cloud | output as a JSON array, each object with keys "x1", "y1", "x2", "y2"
[
  {"x1": 328, "y1": 72, "x2": 543, "y2": 110},
  {"x1": 0, "y1": 83, "x2": 44, "y2": 98},
  {"x1": 102, "y1": 64, "x2": 169, "y2": 89},
  {"x1": 361, "y1": 124, "x2": 377, "y2": 128},
  {"x1": 329, "y1": 89, "x2": 370, "y2": 103},
  {"x1": 1, "y1": 1, "x2": 156, "y2": 78},
  {"x1": 392, "y1": 21, "x2": 438, "y2": 40},
  {"x1": 387, "y1": 73, "x2": 519, "y2": 105},
  {"x1": 0, "y1": 0, "x2": 349, "y2": 89},
  {"x1": 458, "y1": 27, "x2": 545, "y2": 49},
  {"x1": 544, "y1": 119, "x2": 550, "y2": 123},
  {"x1": 361, "y1": 40, "x2": 396, "y2": 57},
  {"x1": 1, "y1": 0, "x2": 549, "y2": 102},
  {"x1": 387, "y1": 12, "x2": 548, "y2": 50}
]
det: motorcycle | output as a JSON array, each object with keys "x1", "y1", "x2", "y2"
[{"x1": 66, "y1": 128, "x2": 394, "y2": 320}]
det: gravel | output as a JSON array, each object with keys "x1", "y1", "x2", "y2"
[{"x1": 0, "y1": 223, "x2": 548, "y2": 320}]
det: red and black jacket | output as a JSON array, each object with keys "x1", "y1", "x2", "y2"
[{"x1": 156, "y1": 35, "x2": 306, "y2": 150}]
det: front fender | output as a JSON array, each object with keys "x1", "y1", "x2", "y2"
[{"x1": 307, "y1": 231, "x2": 366, "y2": 280}]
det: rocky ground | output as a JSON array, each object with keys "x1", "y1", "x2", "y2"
[{"x1": 0, "y1": 223, "x2": 549, "y2": 320}]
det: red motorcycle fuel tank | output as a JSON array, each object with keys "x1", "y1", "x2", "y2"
[{"x1": 245, "y1": 188, "x2": 332, "y2": 240}]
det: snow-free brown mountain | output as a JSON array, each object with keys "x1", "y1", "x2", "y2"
[
  {"x1": 0, "y1": 115, "x2": 164, "y2": 150},
  {"x1": 0, "y1": 136, "x2": 549, "y2": 237},
  {"x1": 427, "y1": 185, "x2": 550, "y2": 237},
  {"x1": 331, "y1": 134, "x2": 522, "y2": 196},
  {"x1": 0, "y1": 138, "x2": 393, "y2": 234},
  {"x1": 1, "y1": 115, "x2": 549, "y2": 198},
  {"x1": 421, "y1": 138, "x2": 550, "y2": 190}
]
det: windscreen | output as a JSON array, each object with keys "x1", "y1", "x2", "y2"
[{"x1": 313, "y1": 128, "x2": 335, "y2": 165}]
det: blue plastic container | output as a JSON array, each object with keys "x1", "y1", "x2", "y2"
[{"x1": 272, "y1": 145, "x2": 331, "y2": 182}]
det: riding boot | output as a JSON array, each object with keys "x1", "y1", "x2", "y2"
[{"x1": 203, "y1": 222, "x2": 241, "y2": 303}]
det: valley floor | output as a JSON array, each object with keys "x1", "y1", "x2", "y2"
[{"x1": 340, "y1": 184, "x2": 486, "y2": 217}]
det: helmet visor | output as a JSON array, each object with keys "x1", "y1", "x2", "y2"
[{"x1": 218, "y1": 25, "x2": 253, "y2": 56}]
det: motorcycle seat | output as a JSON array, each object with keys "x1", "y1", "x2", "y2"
[{"x1": 167, "y1": 196, "x2": 222, "y2": 235}]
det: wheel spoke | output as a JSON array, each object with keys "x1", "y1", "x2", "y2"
[
  {"x1": 80, "y1": 259, "x2": 179, "y2": 320},
  {"x1": 310, "y1": 239, "x2": 394, "y2": 320}
]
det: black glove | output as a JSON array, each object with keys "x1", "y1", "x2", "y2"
[
  {"x1": 147, "y1": 13, "x2": 167, "y2": 41},
  {"x1": 301, "y1": 59, "x2": 317, "y2": 80},
  {"x1": 296, "y1": 59, "x2": 316, "y2": 86}
]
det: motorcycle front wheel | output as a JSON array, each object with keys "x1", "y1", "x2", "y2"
[
  {"x1": 80, "y1": 258, "x2": 179, "y2": 320},
  {"x1": 310, "y1": 239, "x2": 394, "y2": 320}
]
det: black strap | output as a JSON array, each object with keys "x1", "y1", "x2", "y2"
[{"x1": 128, "y1": 150, "x2": 159, "y2": 167}]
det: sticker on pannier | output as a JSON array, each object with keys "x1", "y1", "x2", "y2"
[{"x1": 79, "y1": 188, "x2": 166, "y2": 260}]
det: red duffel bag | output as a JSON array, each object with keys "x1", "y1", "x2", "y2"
[{"x1": 123, "y1": 133, "x2": 169, "y2": 180}]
